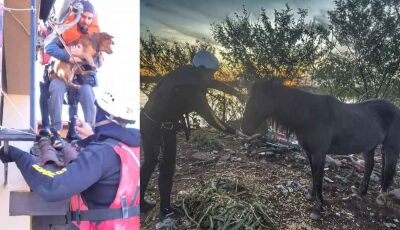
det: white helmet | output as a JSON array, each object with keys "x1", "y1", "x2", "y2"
[
  {"x1": 192, "y1": 50, "x2": 219, "y2": 71},
  {"x1": 95, "y1": 91, "x2": 136, "y2": 124}
]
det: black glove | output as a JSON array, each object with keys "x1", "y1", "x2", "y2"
[{"x1": 0, "y1": 145, "x2": 27, "y2": 163}]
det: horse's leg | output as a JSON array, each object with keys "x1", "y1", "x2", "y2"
[
  {"x1": 310, "y1": 153, "x2": 326, "y2": 220},
  {"x1": 381, "y1": 146, "x2": 399, "y2": 192},
  {"x1": 380, "y1": 146, "x2": 386, "y2": 188},
  {"x1": 305, "y1": 151, "x2": 316, "y2": 201},
  {"x1": 358, "y1": 149, "x2": 375, "y2": 196}
]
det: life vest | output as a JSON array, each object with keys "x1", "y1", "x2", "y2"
[
  {"x1": 69, "y1": 140, "x2": 140, "y2": 230},
  {"x1": 38, "y1": 22, "x2": 51, "y2": 65},
  {"x1": 62, "y1": 12, "x2": 100, "y2": 45}
]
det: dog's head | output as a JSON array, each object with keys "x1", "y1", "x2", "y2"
[{"x1": 96, "y1": 32, "x2": 114, "y2": 54}]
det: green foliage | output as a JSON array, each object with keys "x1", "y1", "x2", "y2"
[
  {"x1": 212, "y1": 4, "x2": 332, "y2": 82},
  {"x1": 190, "y1": 129, "x2": 224, "y2": 151},
  {"x1": 207, "y1": 89, "x2": 245, "y2": 123},
  {"x1": 178, "y1": 178, "x2": 277, "y2": 229},
  {"x1": 140, "y1": 32, "x2": 214, "y2": 77},
  {"x1": 315, "y1": 0, "x2": 400, "y2": 100}
]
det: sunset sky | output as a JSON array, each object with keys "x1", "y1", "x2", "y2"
[{"x1": 140, "y1": 0, "x2": 335, "y2": 44}]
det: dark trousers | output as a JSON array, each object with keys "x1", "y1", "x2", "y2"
[
  {"x1": 39, "y1": 63, "x2": 96, "y2": 132},
  {"x1": 39, "y1": 64, "x2": 80, "y2": 131},
  {"x1": 140, "y1": 111, "x2": 177, "y2": 210}
]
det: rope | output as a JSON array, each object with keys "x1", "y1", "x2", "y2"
[
  {"x1": 0, "y1": 89, "x2": 35, "y2": 132},
  {"x1": 2, "y1": 5, "x2": 35, "y2": 12},
  {"x1": 1, "y1": 4, "x2": 34, "y2": 36}
]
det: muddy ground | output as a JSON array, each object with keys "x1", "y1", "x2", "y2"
[{"x1": 141, "y1": 128, "x2": 400, "y2": 229}]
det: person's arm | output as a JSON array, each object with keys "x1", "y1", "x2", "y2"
[
  {"x1": 208, "y1": 79, "x2": 247, "y2": 102},
  {"x1": 11, "y1": 145, "x2": 114, "y2": 202},
  {"x1": 194, "y1": 90, "x2": 236, "y2": 135},
  {"x1": 44, "y1": 36, "x2": 70, "y2": 62}
]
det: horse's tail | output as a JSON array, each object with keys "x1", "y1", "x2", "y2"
[{"x1": 381, "y1": 111, "x2": 400, "y2": 192}]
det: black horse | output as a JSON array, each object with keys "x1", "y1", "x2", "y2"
[{"x1": 241, "y1": 80, "x2": 400, "y2": 220}]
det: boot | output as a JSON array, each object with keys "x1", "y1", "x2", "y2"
[
  {"x1": 39, "y1": 81, "x2": 51, "y2": 138},
  {"x1": 66, "y1": 124, "x2": 81, "y2": 141},
  {"x1": 66, "y1": 103, "x2": 81, "y2": 141},
  {"x1": 160, "y1": 205, "x2": 181, "y2": 220},
  {"x1": 38, "y1": 128, "x2": 51, "y2": 138},
  {"x1": 50, "y1": 128, "x2": 64, "y2": 151}
]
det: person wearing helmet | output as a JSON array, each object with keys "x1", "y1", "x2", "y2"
[
  {"x1": 0, "y1": 91, "x2": 140, "y2": 229},
  {"x1": 141, "y1": 50, "x2": 247, "y2": 221},
  {"x1": 44, "y1": 0, "x2": 101, "y2": 141}
]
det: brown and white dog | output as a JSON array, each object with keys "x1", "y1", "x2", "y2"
[{"x1": 50, "y1": 32, "x2": 114, "y2": 88}]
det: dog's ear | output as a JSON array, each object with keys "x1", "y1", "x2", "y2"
[
  {"x1": 104, "y1": 33, "x2": 114, "y2": 44},
  {"x1": 106, "y1": 33, "x2": 114, "y2": 39},
  {"x1": 100, "y1": 32, "x2": 114, "y2": 39}
]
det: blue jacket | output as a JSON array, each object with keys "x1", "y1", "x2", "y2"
[
  {"x1": 44, "y1": 37, "x2": 71, "y2": 62},
  {"x1": 13, "y1": 126, "x2": 140, "y2": 209}
]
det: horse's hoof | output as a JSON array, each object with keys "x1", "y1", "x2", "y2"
[
  {"x1": 350, "y1": 185, "x2": 359, "y2": 194},
  {"x1": 305, "y1": 192, "x2": 315, "y2": 201},
  {"x1": 376, "y1": 193, "x2": 387, "y2": 206},
  {"x1": 310, "y1": 212, "x2": 321, "y2": 220}
]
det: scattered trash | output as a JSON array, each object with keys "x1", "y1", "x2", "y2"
[
  {"x1": 340, "y1": 156, "x2": 365, "y2": 173},
  {"x1": 370, "y1": 173, "x2": 380, "y2": 183},
  {"x1": 156, "y1": 217, "x2": 176, "y2": 230},
  {"x1": 191, "y1": 151, "x2": 217, "y2": 162},
  {"x1": 388, "y1": 188, "x2": 400, "y2": 202},
  {"x1": 335, "y1": 175, "x2": 349, "y2": 184},
  {"x1": 178, "y1": 191, "x2": 190, "y2": 196},
  {"x1": 325, "y1": 155, "x2": 342, "y2": 168},
  {"x1": 143, "y1": 128, "x2": 400, "y2": 229},
  {"x1": 383, "y1": 222, "x2": 396, "y2": 228},
  {"x1": 288, "y1": 180, "x2": 300, "y2": 188},
  {"x1": 276, "y1": 184, "x2": 289, "y2": 196},
  {"x1": 324, "y1": 176, "x2": 334, "y2": 183}
]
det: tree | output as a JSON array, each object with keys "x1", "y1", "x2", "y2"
[
  {"x1": 315, "y1": 0, "x2": 400, "y2": 100},
  {"x1": 212, "y1": 4, "x2": 332, "y2": 83},
  {"x1": 140, "y1": 32, "x2": 214, "y2": 96}
]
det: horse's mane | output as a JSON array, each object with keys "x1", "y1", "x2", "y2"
[{"x1": 251, "y1": 78, "x2": 333, "y2": 132}]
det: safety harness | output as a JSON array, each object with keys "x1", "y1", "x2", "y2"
[
  {"x1": 68, "y1": 139, "x2": 140, "y2": 229},
  {"x1": 142, "y1": 110, "x2": 191, "y2": 141}
]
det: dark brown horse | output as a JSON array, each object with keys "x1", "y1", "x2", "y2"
[{"x1": 241, "y1": 80, "x2": 400, "y2": 220}]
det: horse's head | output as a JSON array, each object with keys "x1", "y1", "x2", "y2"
[{"x1": 241, "y1": 80, "x2": 275, "y2": 135}]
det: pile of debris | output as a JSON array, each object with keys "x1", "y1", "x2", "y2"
[
  {"x1": 176, "y1": 178, "x2": 277, "y2": 229},
  {"x1": 243, "y1": 130, "x2": 400, "y2": 211}
]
